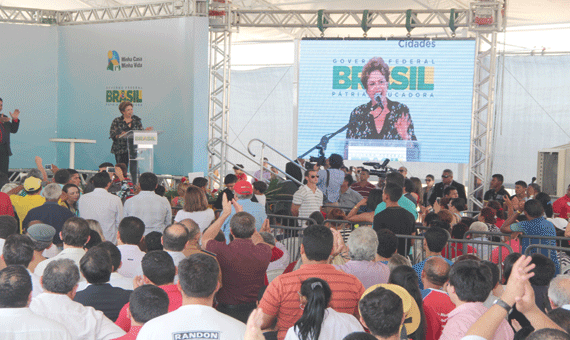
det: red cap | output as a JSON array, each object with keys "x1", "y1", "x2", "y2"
[{"x1": 234, "y1": 180, "x2": 253, "y2": 195}]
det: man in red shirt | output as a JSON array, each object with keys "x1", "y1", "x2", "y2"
[
  {"x1": 115, "y1": 250, "x2": 182, "y2": 332},
  {"x1": 420, "y1": 257, "x2": 455, "y2": 339},
  {"x1": 351, "y1": 169, "x2": 376, "y2": 199},
  {"x1": 553, "y1": 184, "x2": 570, "y2": 219},
  {"x1": 258, "y1": 224, "x2": 365, "y2": 340},
  {"x1": 202, "y1": 196, "x2": 271, "y2": 323},
  {"x1": 114, "y1": 285, "x2": 169, "y2": 340}
]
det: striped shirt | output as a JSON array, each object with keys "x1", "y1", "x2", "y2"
[
  {"x1": 259, "y1": 263, "x2": 365, "y2": 340},
  {"x1": 292, "y1": 185, "x2": 323, "y2": 221}
]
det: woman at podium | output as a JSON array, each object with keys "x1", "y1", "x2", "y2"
[
  {"x1": 346, "y1": 57, "x2": 416, "y2": 141},
  {"x1": 109, "y1": 101, "x2": 153, "y2": 172}
]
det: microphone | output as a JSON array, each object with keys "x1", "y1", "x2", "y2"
[
  {"x1": 363, "y1": 162, "x2": 379, "y2": 167},
  {"x1": 373, "y1": 93, "x2": 384, "y2": 111},
  {"x1": 380, "y1": 158, "x2": 390, "y2": 167}
]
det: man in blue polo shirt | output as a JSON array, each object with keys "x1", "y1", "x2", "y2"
[
  {"x1": 501, "y1": 198, "x2": 560, "y2": 274},
  {"x1": 220, "y1": 180, "x2": 267, "y2": 243},
  {"x1": 413, "y1": 226, "x2": 454, "y2": 289}
]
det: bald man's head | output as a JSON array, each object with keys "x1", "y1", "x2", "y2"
[
  {"x1": 162, "y1": 223, "x2": 190, "y2": 251},
  {"x1": 423, "y1": 256, "x2": 451, "y2": 288}
]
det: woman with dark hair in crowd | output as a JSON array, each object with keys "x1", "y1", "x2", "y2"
[
  {"x1": 284, "y1": 278, "x2": 363, "y2": 340},
  {"x1": 410, "y1": 177, "x2": 423, "y2": 207},
  {"x1": 389, "y1": 265, "x2": 438, "y2": 340},
  {"x1": 478, "y1": 207, "x2": 502, "y2": 239},
  {"x1": 486, "y1": 200, "x2": 507, "y2": 226},
  {"x1": 347, "y1": 189, "x2": 383, "y2": 223},
  {"x1": 61, "y1": 183, "x2": 80, "y2": 216}
]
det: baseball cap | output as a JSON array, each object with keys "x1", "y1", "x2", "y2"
[
  {"x1": 234, "y1": 180, "x2": 253, "y2": 195},
  {"x1": 232, "y1": 164, "x2": 244, "y2": 170},
  {"x1": 24, "y1": 177, "x2": 42, "y2": 192},
  {"x1": 360, "y1": 283, "x2": 421, "y2": 334},
  {"x1": 27, "y1": 223, "x2": 56, "y2": 243},
  {"x1": 549, "y1": 217, "x2": 568, "y2": 231}
]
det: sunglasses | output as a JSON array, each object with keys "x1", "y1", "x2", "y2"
[
  {"x1": 442, "y1": 175, "x2": 450, "y2": 178},
  {"x1": 425, "y1": 179, "x2": 432, "y2": 182},
  {"x1": 398, "y1": 169, "x2": 405, "y2": 173},
  {"x1": 310, "y1": 175, "x2": 319, "y2": 179}
]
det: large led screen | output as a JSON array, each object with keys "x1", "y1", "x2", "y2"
[{"x1": 298, "y1": 39, "x2": 476, "y2": 163}]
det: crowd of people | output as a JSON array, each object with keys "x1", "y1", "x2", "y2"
[{"x1": 0, "y1": 153, "x2": 569, "y2": 340}]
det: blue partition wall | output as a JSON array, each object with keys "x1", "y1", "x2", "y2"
[{"x1": 0, "y1": 17, "x2": 209, "y2": 175}]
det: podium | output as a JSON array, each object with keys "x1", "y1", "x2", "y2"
[{"x1": 120, "y1": 130, "x2": 158, "y2": 184}]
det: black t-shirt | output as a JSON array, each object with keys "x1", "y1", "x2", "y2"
[
  {"x1": 484, "y1": 186, "x2": 510, "y2": 203},
  {"x1": 213, "y1": 188, "x2": 235, "y2": 210},
  {"x1": 373, "y1": 206, "x2": 416, "y2": 256}
]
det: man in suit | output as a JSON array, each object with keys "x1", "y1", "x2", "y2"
[
  {"x1": 73, "y1": 246, "x2": 132, "y2": 322},
  {"x1": 428, "y1": 169, "x2": 466, "y2": 206},
  {"x1": 0, "y1": 98, "x2": 20, "y2": 175}
]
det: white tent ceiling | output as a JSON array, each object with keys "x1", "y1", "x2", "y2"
[
  {"x1": 2, "y1": 0, "x2": 569, "y2": 50},
  {"x1": 2, "y1": 0, "x2": 569, "y2": 28}
]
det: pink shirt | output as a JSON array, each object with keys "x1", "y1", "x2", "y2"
[{"x1": 440, "y1": 302, "x2": 513, "y2": 340}]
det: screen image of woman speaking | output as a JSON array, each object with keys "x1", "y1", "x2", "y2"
[{"x1": 346, "y1": 57, "x2": 417, "y2": 141}]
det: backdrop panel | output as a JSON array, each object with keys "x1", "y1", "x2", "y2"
[
  {"x1": 57, "y1": 17, "x2": 209, "y2": 175},
  {"x1": 0, "y1": 23, "x2": 59, "y2": 169},
  {"x1": 493, "y1": 55, "x2": 570, "y2": 185}
]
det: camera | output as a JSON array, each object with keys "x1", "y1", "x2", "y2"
[
  {"x1": 362, "y1": 159, "x2": 395, "y2": 178},
  {"x1": 44, "y1": 164, "x2": 52, "y2": 170},
  {"x1": 106, "y1": 167, "x2": 116, "y2": 173}
]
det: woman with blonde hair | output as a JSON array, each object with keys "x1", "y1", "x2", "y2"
[
  {"x1": 174, "y1": 184, "x2": 215, "y2": 233},
  {"x1": 171, "y1": 181, "x2": 191, "y2": 208}
]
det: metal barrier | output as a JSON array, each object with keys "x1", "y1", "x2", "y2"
[
  {"x1": 266, "y1": 214, "x2": 317, "y2": 228},
  {"x1": 248, "y1": 138, "x2": 304, "y2": 186},
  {"x1": 393, "y1": 234, "x2": 514, "y2": 279},
  {"x1": 519, "y1": 235, "x2": 570, "y2": 248},
  {"x1": 464, "y1": 230, "x2": 510, "y2": 239},
  {"x1": 266, "y1": 200, "x2": 294, "y2": 215},
  {"x1": 269, "y1": 224, "x2": 306, "y2": 265}
]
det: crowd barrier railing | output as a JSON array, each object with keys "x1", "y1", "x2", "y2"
[
  {"x1": 268, "y1": 224, "x2": 306, "y2": 265},
  {"x1": 266, "y1": 214, "x2": 316, "y2": 228},
  {"x1": 463, "y1": 230, "x2": 510, "y2": 240},
  {"x1": 519, "y1": 235, "x2": 570, "y2": 248},
  {"x1": 394, "y1": 234, "x2": 514, "y2": 279},
  {"x1": 265, "y1": 200, "x2": 294, "y2": 215}
]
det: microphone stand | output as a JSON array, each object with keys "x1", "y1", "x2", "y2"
[{"x1": 298, "y1": 120, "x2": 357, "y2": 159}]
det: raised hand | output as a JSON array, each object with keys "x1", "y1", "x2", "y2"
[{"x1": 9, "y1": 109, "x2": 20, "y2": 120}]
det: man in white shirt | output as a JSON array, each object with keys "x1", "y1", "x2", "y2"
[
  {"x1": 291, "y1": 169, "x2": 324, "y2": 221},
  {"x1": 124, "y1": 172, "x2": 171, "y2": 235},
  {"x1": 116, "y1": 217, "x2": 146, "y2": 278},
  {"x1": 2, "y1": 234, "x2": 43, "y2": 297},
  {"x1": 162, "y1": 223, "x2": 191, "y2": 268},
  {"x1": 77, "y1": 241, "x2": 133, "y2": 291},
  {"x1": 34, "y1": 217, "x2": 90, "y2": 278},
  {"x1": 30, "y1": 258, "x2": 126, "y2": 340},
  {"x1": 137, "y1": 253, "x2": 246, "y2": 340},
  {"x1": 78, "y1": 172, "x2": 123, "y2": 244},
  {"x1": 0, "y1": 265, "x2": 72, "y2": 340}
]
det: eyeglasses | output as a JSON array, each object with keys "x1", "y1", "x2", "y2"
[
  {"x1": 442, "y1": 175, "x2": 450, "y2": 178},
  {"x1": 310, "y1": 175, "x2": 319, "y2": 179}
]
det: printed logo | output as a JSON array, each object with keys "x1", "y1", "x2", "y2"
[
  {"x1": 172, "y1": 331, "x2": 220, "y2": 339},
  {"x1": 107, "y1": 50, "x2": 121, "y2": 71},
  {"x1": 105, "y1": 86, "x2": 143, "y2": 106}
]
